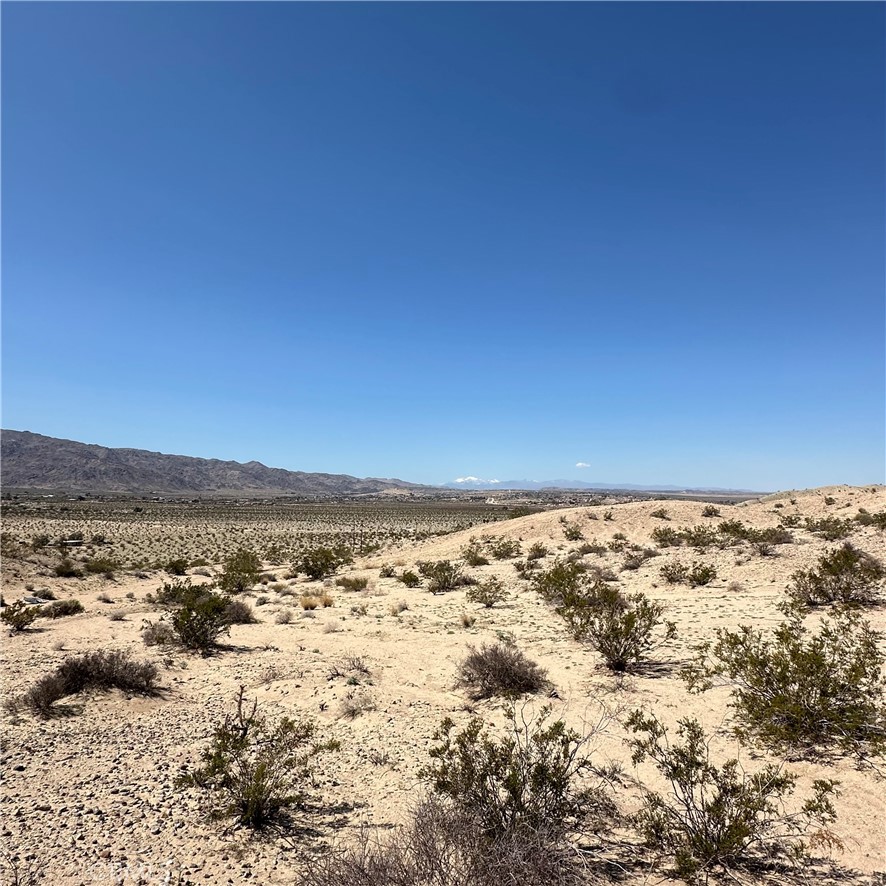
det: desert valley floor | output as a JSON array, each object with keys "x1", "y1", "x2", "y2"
[{"x1": 2, "y1": 486, "x2": 885, "y2": 885}]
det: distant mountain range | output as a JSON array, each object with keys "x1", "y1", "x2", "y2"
[
  {"x1": 443, "y1": 477, "x2": 755, "y2": 493},
  {"x1": 0, "y1": 430, "x2": 426, "y2": 497}
]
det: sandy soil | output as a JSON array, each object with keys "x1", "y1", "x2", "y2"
[{"x1": 1, "y1": 485, "x2": 884, "y2": 885}]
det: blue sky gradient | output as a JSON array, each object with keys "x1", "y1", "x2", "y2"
[{"x1": 3, "y1": 2, "x2": 884, "y2": 489}]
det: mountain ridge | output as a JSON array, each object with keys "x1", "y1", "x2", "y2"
[{"x1": 0, "y1": 430, "x2": 426, "y2": 496}]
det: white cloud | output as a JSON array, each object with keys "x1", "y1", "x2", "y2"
[
  {"x1": 575, "y1": 462, "x2": 591, "y2": 468},
  {"x1": 455, "y1": 476, "x2": 501, "y2": 484}
]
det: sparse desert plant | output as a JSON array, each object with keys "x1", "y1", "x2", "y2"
[
  {"x1": 682, "y1": 605, "x2": 886, "y2": 755},
  {"x1": 681, "y1": 525, "x2": 720, "y2": 550},
  {"x1": 622, "y1": 548, "x2": 657, "y2": 571},
  {"x1": 652, "y1": 526, "x2": 683, "y2": 548},
  {"x1": 96, "y1": 592, "x2": 114, "y2": 604},
  {"x1": 336, "y1": 576, "x2": 369, "y2": 592},
  {"x1": 297, "y1": 546, "x2": 353, "y2": 581},
  {"x1": 84, "y1": 556, "x2": 119, "y2": 577},
  {"x1": 561, "y1": 584, "x2": 676, "y2": 672},
  {"x1": 388, "y1": 600, "x2": 409, "y2": 616},
  {"x1": 531, "y1": 559, "x2": 586, "y2": 604},
  {"x1": 319, "y1": 592, "x2": 334, "y2": 607},
  {"x1": 399, "y1": 570, "x2": 420, "y2": 588},
  {"x1": 21, "y1": 649, "x2": 158, "y2": 717},
  {"x1": 340, "y1": 689, "x2": 376, "y2": 719},
  {"x1": 855, "y1": 510, "x2": 886, "y2": 530},
  {"x1": 165, "y1": 558, "x2": 189, "y2": 576},
  {"x1": 460, "y1": 611, "x2": 476, "y2": 628},
  {"x1": 275, "y1": 608, "x2": 294, "y2": 625},
  {"x1": 418, "y1": 560, "x2": 465, "y2": 594},
  {"x1": 803, "y1": 516, "x2": 853, "y2": 541},
  {"x1": 465, "y1": 576, "x2": 508, "y2": 608},
  {"x1": 486, "y1": 536, "x2": 521, "y2": 560},
  {"x1": 167, "y1": 589, "x2": 233, "y2": 654},
  {"x1": 423, "y1": 706, "x2": 612, "y2": 840},
  {"x1": 526, "y1": 542, "x2": 549, "y2": 561},
  {"x1": 687, "y1": 561, "x2": 717, "y2": 587},
  {"x1": 379, "y1": 563, "x2": 397, "y2": 578},
  {"x1": 461, "y1": 538, "x2": 490, "y2": 567},
  {"x1": 1, "y1": 601, "x2": 40, "y2": 632},
  {"x1": 701, "y1": 505, "x2": 721, "y2": 517},
  {"x1": 224, "y1": 598, "x2": 258, "y2": 625},
  {"x1": 54, "y1": 558, "x2": 82, "y2": 578},
  {"x1": 218, "y1": 548, "x2": 262, "y2": 593},
  {"x1": 788, "y1": 543, "x2": 884, "y2": 607},
  {"x1": 456, "y1": 642, "x2": 550, "y2": 699},
  {"x1": 39, "y1": 599, "x2": 84, "y2": 619},
  {"x1": 659, "y1": 562, "x2": 689, "y2": 584},
  {"x1": 627, "y1": 711, "x2": 840, "y2": 882},
  {"x1": 179, "y1": 687, "x2": 329, "y2": 828},
  {"x1": 650, "y1": 508, "x2": 670, "y2": 520},
  {"x1": 562, "y1": 521, "x2": 584, "y2": 541},
  {"x1": 300, "y1": 595, "x2": 320, "y2": 610},
  {"x1": 141, "y1": 619, "x2": 176, "y2": 647}
]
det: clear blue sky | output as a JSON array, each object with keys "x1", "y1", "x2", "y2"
[{"x1": 3, "y1": 2, "x2": 884, "y2": 490}]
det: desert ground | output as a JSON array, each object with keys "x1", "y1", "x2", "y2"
[{"x1": 1, "y1": 486, "x2": 884, "y2": 885}]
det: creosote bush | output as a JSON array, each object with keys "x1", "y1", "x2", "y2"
[
  {"x1": 461, "y1": 538, "x2": 490, "y2": 567},
  {"x1": 417, "y1": 559, "x2": 467, "y2": 594},
  {"x1": 297, "y1": 546, "x2": 353, "y2": 581},
  {"x1": 423, "y1": 706, "x2": 613, "y2": 841},
  {"x1": 627, "y1": 712, "x2": 840, "y2": 882},
  {"x1": 526, "y1": 542, "x2": 549, "y2": 561},
  {"x1": 399, "y1": 570, "x2": 420, "y2": 588},
  {"x1": 486, "y1": 536, "x2": 521, "y2": 560},
  {"x1": 54, "y1": 558, "x2": 82, "y2": 578},
  {"x1": 456, "y1": 642, "x2": 550, "y2": 699},
  {"x1": 21, "y1": 649, "x2": 158, "y2": 717},
  {"x1": 179, "y1": 687, "x2": 332, "y2": 829},
  {"x1": 335, "y1": 576, "x2": 369, "y2": 592},
  {"x1": 682, "y1": 605, "x2": 886, "y2": 755},
  {"x1": 465, "y1": 576, "x2": 508, "y2": 608},
  {"x1": 218, "y1": 548, "x2": 262, "y2": 593},
  {"x1": 39, "y1": 599, "x2": 85, "y2": 619},
  {"x1": 788, "y1": 543, "x2": 884, "y2": 607},
  {"x1": 804, "y1": 516, "x2": 853, "y2": 541},
  {"x1": 561, "y1": 583, "x2": 677, "y2": 672},
  {"x1": 701, "y1": 505, "x2": 721, "y2": 517},
  {"x1": 1, "y1": 601, "x2": 40, "y2": 632}
]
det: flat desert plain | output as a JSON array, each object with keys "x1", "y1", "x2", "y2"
[{"x1": 1, "y1": 486, "x2": 885, "y2": 885}]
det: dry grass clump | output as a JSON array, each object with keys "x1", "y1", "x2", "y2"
[
  {"x1": 340, "y1": 689, "x2": 377, "y2": 719},
  {"x1": 456, "y1": 642, "x2": 551, "y2": 700},
  {"x1": 39, "y1": 599, "x2": 85, "y2": 619},
  {"x1": 275, "y1": 608, "x2": 294, "y2": 624},
  {"x1": 20, "y1": 649, "x2": 158, "y2": 717},
  {"x1": 336, "y1": 576, "x2": 369, "y2": 592},
  {"x1": 300, "y1": 595, "x2": 321, "y2": 610},
  {"x1": 388, "y1": 600, "x2": 409, "y2": 616}
]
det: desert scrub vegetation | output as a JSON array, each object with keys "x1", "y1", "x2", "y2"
[
  {"x1": 297, "y1": 546, "x2": 353, "y2": 580},
  {"x1": 788, "y1": 543, "x2": 884, "y2": 608},
  {"x1": 561, "y1": 583, "x2": 677, "y2": 673},
  {"x1": 83, "y1": 556, "x2": 120, "y2": 577},
  {"x1": 562, "y1": 521, "x2": 584, "y2": 541},
  {"x1": 456, "y1": 642, "x2": 551, "y2": 700},
  {"x1": 803, "y1": 516, "x2": 854, "y2": 540},
  {"x1": 179, "y1": 687, "x2": 333, "y2": 829},
  {"x1": 701, "y1": 504, "x2": 721, "y2": 517},
  {"x1": 485, "y1": 535, "x2": 521, "y2": 560},
  {"x1": 627, "y1": 712, "x2": 840, "y2": 882},
  {"x1": 335, "y1": 575, "x2": 369, "y2": 592},
  {"x1": 682, "y1": 605, "x2": 886, "y2": 756},
  {"x1": 417, "y1": 559, "x2": 470, "y2": 593},
  {"x1": 526, "y1": 541, "x2": 549, "y2": 561},
  {"x1": 19, "y1": 649, "x2": 158, "y2": 718},
  {"x1": 53, "y1": 558, "x2": 83, "y2": 578},
  {"x1": 464, "y1": 576, "x2": 508, "y2": 608},
  {"x1": 149, "y1": 582, "x2": 238, "y2": 654},
  {"x1": 398, "y1": 569, "x2": 420, "y2": 587},
  {"x1": 218, "y1": 548, "x2": 262, "y2": 593},
  {"x1": 39, "y1": 599, "x2": 85, "y2": 619},
  {"x1": 461, "y1": 538, "x2": 490, "y2": 566},
  {"x1": 423, "y1": 706, "x2": 615, "y2": 840},
  {"x1": 1, "y1": 601, "x2": 41, "y2": 632},
  {"x1": 659, "y1": 561, "x2": 718, "y2": 587}
]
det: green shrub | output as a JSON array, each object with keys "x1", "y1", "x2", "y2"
[
  {"x1": 682, "y1": 606, "x2": 886, "y2": 755},
  {"x1": 461, "y1": 539, "x2": 490, "y2": 567},
  {"x1": 779, "y1": 514, "x2": 802, "y2": 528},
  {"x1": 465, "y1": 577, "x2": 508, "y2": 609},
  {"x1": 680, "y1": 525, "x2": 720, "y2": 550},
  {"x1": 652, "y1": 526, "x2": 683, "y2": 548},
  {"x1": 650, "y1": 508, "x2": 670, "y2": 520},
  {"x1": 218, "y1": 549, "x2": 262, "y2": 593},
  {"x1": 423, "y1": 706, "x2": 612, "y2": 839},
  {"x1": 21, "y1": 649, "x2": 158, "y2": 717},
  {"x1": 788, "y1": 543, "x2": 884, "y2": 607},
  {"x1": 701, "y1": 505, "x2": 720, "y2": 518},
  {"x1": 526, "y1": 542, "x2": 549, "y2": 561},
  {"x1": 456, "y1": 642, "x2": 550, "y2": 699},
  {"x1": 335, "y1": 576, "x2": 369, "y2": 592},
  {"x1": 1, "y1": 601, "x2": 40, "y2": 632},
  {"x1": 179, "y1": 688, "x2": 329, "y2": 828},
  {"x1": 486, "y1": 536, "x2": 521, "y2": 560},
  {"x1": 418, "y1": 560, "x2": 465, "y2": 594},
  {"x1": 803, "y1": 516, "x2": 853, "y2": 541},
  {"x1": 141, "y1": 620, "x2": 176, "y2": 646},
  {"x1": 622, "y1": 548, "x2": 657, "y2": 571},
  {"x1": 39, "y1": 599, "x2": 84, "y2": 619},
  {"x1": 297, "y1": 546, "x2": 352, "y2": 581},
  {"x1": 687, "y1": 562, "x2": 717, "y2": 587},
  {"x1": 399, "y1": 570, "x2": 420, "y2": 588},
  {"x1": 54, "y1": 559, "x2": 82, "y2": 578},
  {"x1": 84, "y1": 557, "x2": 119, "y2": 577},
  {"x1": 627, "y1": 712, "x2": 840, "y2": 881},
  {"x1": 717, "y1": 520, "x2": 749, "y2": 542},
  {"x1": 530, "y1": 560, "x2": 586, "y2": 604},
  {"x1": 165, "y1": 558, "x2": 189, "y2": 576},
  {"x1": 378, "y1": 563, "x2": 396, "y2": 578},
  {"x1": 561, "y1": 584, "x2": 676, "y2": 672},
  {"x1": 163, "y1": 587, "x2": 233, "y2": 654},
  {"x1": 562, "y1": 522, "x2": 584, "y2": 541},
  {"x1": 854, "y1": 510, "x2": 886, "y2": 530},
  {"x1": 660, "y1": 562, "x2": 689, "y2": 584}
]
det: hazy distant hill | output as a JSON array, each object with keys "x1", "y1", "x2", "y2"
[
  {"x1": 443, "y1": 477, "x2": 757, "y2": 493},
  {"x1": 0, "y1": 430, "x2": 426, "y2": 496}
]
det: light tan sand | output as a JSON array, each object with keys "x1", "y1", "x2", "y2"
[{"x1": 1, "y1": 485, "x2": 884, "y2": 884}]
